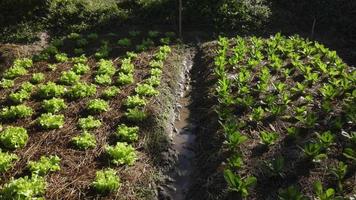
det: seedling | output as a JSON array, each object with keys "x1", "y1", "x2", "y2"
[
  {"x1": 71, "y1": 131, "x2": 96, "y2": 150},
  {"x1": 102, "y1": 86, "x2": 120, "y2": 99},
  {"x1": 27, "y1": 155, "x2": 61, "y2": 176},
  {"x1": 224, "y1": 169, "x2": 257, "y2": 198},
  {"x1": 30, "y1": 73, "x2": 45, "y2": 84},
  {"x1": 67, "y1": 82, "x2": 96, "y2": 99},
  {"x1": 38, "y1": 113, "x2": 65, "y2": 129},
  {"x1": 259, "y1": 131, "x2": 279, "y2": 146},
  {"x1": 42, "y1": 98, "x2": 67, "y2": 113},
  {"x1": 278, "y1": 185, "x2": 308, "y2": 200},
  {"x1": 60, "y1": 71, "x2": 80, "y2": 85},
  {"x1": 38, "y1": 82, "x2": 65, "y2": 99},
  {"x1": 0, "y1": 126, "x2": 28, "y2": 149},
  {"x1": 115, "y1": 124, "x2": 139, "y2": 142},
  {"x1": 78, "y1": 116, "x2": 102, "y2": 130},
  {"x1": 105, "y1": 142, "x2": 137, "y2": 165},
  {"x1": 92, "y1": 169, "x2": 121, "y2": 194},
  {"x1": 0, "y1": 150, "x2": 18, "y2": 173},
  {"x1": 0, "y1": 176, "x2": 46, "y2": 199},
  {"x1": 0, "y1": 105, "x2": 33, "y2": 119},
  {"x1": 125, "y1": 107, "x2": 147, "y2": 122},
  {"x1": 72, "y1": 63, "x2": 90, "y2": 75},
  {"x1": 87, "y1": 99, "x2": 109, "y2": 113}
]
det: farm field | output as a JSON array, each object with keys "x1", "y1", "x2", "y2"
[{"x1": 0, "y1": 31, "x2": 355, "y2": 200}]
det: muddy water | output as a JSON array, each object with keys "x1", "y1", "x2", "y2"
[{"x1": 167, "y1": 50, "x2": 196, "y2": 200}]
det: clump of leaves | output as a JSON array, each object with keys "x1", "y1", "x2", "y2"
[
  {"x1": 259, "y1": 131, "x2": 279, "y2": 146},
  {"x1": 265, "y1": 156, "x2": 285, "y2": 177},
  {"x1": 278, "y1": 185, "x2": 308, "y2": 200},
  {"x1": 67, "y1": 82, "x2": 96, "y2": 99},
  {"x1": 27, "y1": 155, "x2": 61, "y2": 176},
  {"x1": 135, "y1": 83, "x2": 159, "y2": 96},
  {"x1": 3, "y1": 64, "x2": 28, "y2": 79},
  {"x1": 124, "y1": 95, "x2": 146, "y2": 108},
  {"x1": 0, "y1": 150, "x2": 18, "y2": 173},
  {"x1": 78, "y1": 116, "x2": 102, "y2": 130},
  {"x1": 224, "y1": 169, "x2": 257, "y2": 198},
  {"x1": 87, "y1": 99, "x2": 109, "y2": 113},
  {"x1": 30, "y1": 73, "x2": 45, "y2": 84},
  {"x1": 117, "y1": 72, "x2": 134, "y2": 85},
  {"x1": 42, "y1": 98, "x2": 67, "y2": 113},
  {"x1": 0, "y1": 105, "x2": 33, "y2": 119},
  {"x1": 94, "y1": 74, "x2": 112, "y2": 85},
  {"x1": 102, "y1": 86, "x2": 120, "y2": 99},
  {"x1": 38, "y1": 113, "x2": 65, "y2": 129},
  {"x1": 119, "y1": 58, "x2": 134, "y2": 74},
  {"x1": 72, "y1": 54, "x2": 88, "y2": 64},
  {"x1": 125, "y1": 107, "x2": 147, "y2": 122},
  {"x1": 97, "y1": 59, "x2": 115, "y2": 76},
  {"x1": 72, "y1": 63, "x2": 90, "y2": 75},
  {"x1": 115, "y1": 124, "x2": 139, "y2": 142},
  {"x1": 105, "y1": 142, "x2": 137, "y2": 165},
  {"x1": 38, "y1": 82, "x2": 65, "y2": 99},
  {"x1": 92, "y1": 169, "x2": 121, "y2": 194},
  {"x1": 0, "y1": 126, "x2": 28, "y2": 149},
  {"x1": 60, "y1": 71, "x2": 81, "y2": 85},
  {"x1": 302, "y1": 142, "x2": 327, "y2": 163},
  {"x1": 313, "y1": 181, "x2": 340, "y2": 200},
  {"x1": 8, "y1": 89, "x2": 31, "y2": 104},
  {"x1": 71, "y1": 131, "x2": 96, "y2": 150},
  {"x1": 0, "y1": 175, "x2": 46, "y2": 199},
  {"x1": 0, "y1": 79, "x2": 14, "y2": 89},
  {"x1": 55, "y1": 53, "x2": 68, "y2": 62},
  {"x1": 117, "y1": 38, "x2": 131, "y2": 46}
]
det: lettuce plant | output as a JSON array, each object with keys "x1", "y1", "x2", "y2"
[
  {"x1": 94, "y1": 74, "x2": 112, "y2": 85},
  {"x1": 117, "y1": 38, "x2": 131, "y2": 46},
  {"x1": 0, "y1": 126, "x2": 28, "y2": 149},
  {"x1": 67, "y1": 82, "x2": 96, "y2": 99},
  {"x1": 0, "y1": 105, "x2": 33, "y2": 119},
  {"x1": 124, "y1": 95, "x2": 146, "y2": 108},
  {"x1": 0, "y1": 79, "x2": 14, "y2": 89},
  {"x1": 8, "y1": 90, "x2": 31, "y2": 104},
  {"x1": 78, "y1": 116, "x2": 102, "y2": 130},
  {"x1": 74, "y1": 48, "x2": 84, "y2": 56},
  {"x1": 3, "y1": 64, "x2": 28, "y2": 79},
  {"x1": 38, "y1": 82, "x2": 65, "y2": 99},
  {"x1": 224, "y1": 169, "x2": 257, "y2": 198},
  {"x1": 115, "y1": 124, "x2": 139, "y2": 142},
  {"x1": 0, "y1": 175, "x2": 46, "y2": 199},
  {"x1": 102, "y1": 86, "x2": 120, "y2": 99},
  {"x1": 87, "y1": 99, "x2": 109, "y2": 113},
  {"x1": 0, "y1": 150, "x2": 18, "y2": 172},
  {"x1": 259, "y1": 131, "x2": 279, "y2": 146},
  {"x1": 135, "y1": 83, "x2": 159, "y2": 96},
  {"x1": 30, "y1": 73, "x2": 45, "y2": 84},
  {"x1": 72, "y1": 63, "x2": 90, "y2": 75},
  {"x1": 92, "y1": 168, "x2": 121, "y2": 194},
  {"x1": 71, "y1": 131, "x2": 96, "y2": 150},
  {"x1": 72, "y1": 54, "x2": 88, "y2": 64},
  {"x1": 97, "y1": 59, "x2": 115, "y2": 76},
  {"x1": 119, "y1": 58, "x2": 134, "y2": 74},
  {"x1": 278, "y1": 186, "x2": 308, "y2": 200},
  {"x1": 125, "y1": 107, "x2": 147, "y2": 122},
  {"x1": 60, "y1": 71, "x2": 81, "y2": 85},
  {"x1": 149, "y1": 60, "x2": 164, "y2": 69},
  {"x1": 105, "y1": 142, "x2": 137, "y2": 165},
  {"x1": 38, "y1": 113, "x2": 65, "y2": 129},
  {"x1": 42, "y1": 98, "x2": 67, "y2": 113},
  {"x1": 55, "y1": 53, "x2": 68, "y2": 62},
  {"x1": 27, "y1": 155, "x2": 61, "y2": 176},
  {"x1": 117, "y1": 72, "x2": 134, "y2": 85}
]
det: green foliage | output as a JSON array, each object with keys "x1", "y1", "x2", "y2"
[
  {"x1": 27, "y1": 155, "x2": 61, "y2": 176},
  {"x1": 0, "y1": 79, "x2": 14, "y2": 89},
  {"x1": 0, "y1": 175, "x2": 46, "y2": 200},
  {"x1": 87, "y1": 99, "x2": 109, "y2": 113},
  {"x1": 31, "y1": 73, "x2": 45, "y2": 84},
  {"x1": 38, "y1": 113, "x2": 65, "y2": 129},
  {"x1": 71, "y1": 131, "x2": 96, "y2": 150},
  {"x1": 125, "y1": 107, "x2": 147, "y2": 122},
  {"x1": 0, "y1": 105, "x2": 33, "y2": 119},
  {"x1": 135, "y1": 83, "x2": 159, "y2": 96},
  {"x1": 72, "y1": 63, "x2": 90, "y2": 75},
  {"x1": 316, "y1": 131, "x2": 335, "y2": 148},
  {"x1": 8, "y1": 90, "x2": 31, "y2": 104},
  {"x1": 278, "y1": 186, "x2": 308, "y2": 200},
  {"x1": 313, "y1": 181, "x2": 339, "y2": 200},
  {"x1": 55, "y1": 53, "x2": 68, "y2": 62},
  {"x1": 60, "y1": 71, "x2": 81, "y2": 85},
  {"x1": 3, "y1": 64, "x2": 28, "y2": 79},
  {"x1": 92, "y1": 168, "x2": 121, "y2": 194},
  {"x1": 149, "y1": 60, "x2": 164, "y2": 69},
  {"x1": 266, "y1": 156, "x2": 285, "y2": 177},
  {"x1": 72, "y1": 54, "x2": 88, "y2": 64},
  {"x1": 117, "y1": 38, "x2": 131, "y2": 46},
  {"x1": 115, "y1": 124, "x2": 139, "y2": 142},
  {"x1": 124, "y1": 95, "x2": 146, "y2": 108},
  {"x1": 67, "y1": 82, "x2": 96, "y2": 99},
  {"x1": 102, "y1": 86, "x2": 120, "y2": 99},
  {"x1": 119, "y1": 58, "x2": 135, "y2": 74},
  {"x1": 117, "y1": 72, "x2": 134, "y2": 85},
  {"x1": 38, "y1": 82, "x2": 65, "y2": 99},
  {"x1": 78, "y1": 115, "x2": 102, "y2": 130},
  {"x1": 105, "y1": 142, "x2": 137, "y2": 165},
  {"x1": 302, "y1": 142, "x2": 326, "y2": 162},
  {"x1": 0, "y1": 126, "x2": 28, "y2": 149},
  {"x1": 94, "y1": 74, "x2": 112, "y2": 85},
  {"x1": 224, "y1": 169, "x2": 257, "y2": 197},
  {"x1": 97, "y1": 59, "x2": 116, "y2": 76},
  {"x1": 0, "y1": 150, "x2": 18, "y2": 173},
  {"x1": 42, "y1": 98, "x2": 67, "y2": 113},
  {"x1": 259, "y1": 131, "x2": 279, "y2": 146},
  {"x1": 20, "y1": 82, "x2": 35, "y2": 93},
  {"x1": 76, "y1": 38, "x2": 88, "y2": 47}
]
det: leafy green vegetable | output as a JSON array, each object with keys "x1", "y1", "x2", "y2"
[{"x1": 0, "y1": 126, "x2": 28, "y2": 149}]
